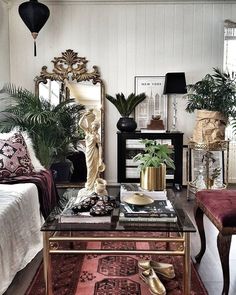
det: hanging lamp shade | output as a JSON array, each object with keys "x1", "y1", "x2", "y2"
[{"x1": 18, "y1": 0, "x2": 50, "y2": 56}]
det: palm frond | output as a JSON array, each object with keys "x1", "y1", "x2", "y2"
[
  {"x1": 0, "y1": 84, "x2": 85, "y2": 167},
  {"x1": 106, "y1": 92, "x2": 146, "y2": 116}
]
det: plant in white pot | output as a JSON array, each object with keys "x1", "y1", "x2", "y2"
[
  {"x1": 106, "y1": 92, "x2": 146, "y2": 132},
  {"x1": 133, "y1": 139, "x2": 175, "y2": 191},
  {"x1": 185, "y1": 67, "x2": 236, "y2": 143}
]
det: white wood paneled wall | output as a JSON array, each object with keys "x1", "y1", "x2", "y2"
[
  {"x1": 7, "y1": 0, "x2": 236, "y2": 184},
  {"x1": 0, "y1": 1, "x2": 10, "y2": 88}
]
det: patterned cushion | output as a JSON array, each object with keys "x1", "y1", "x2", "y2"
[
  {"x1": 0, "y1": 128, "x2": 45, "y2": 172},
  {"x1": 0, "y1": 132, "x2": 34, "y2": 179}
]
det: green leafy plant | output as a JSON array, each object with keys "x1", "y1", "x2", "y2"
[
  {"x1": 106, "y1": 92, "x2": 146, "y2": 117},
  {"x1": 185, "y1": 67, "x2": 236, "y2": 121},
  {"x1": 0, "y1": 84, "x2": 85, "y2": 168},
  {"x1": 133, "y1": 139, "x2": 175, "y2": 170}
]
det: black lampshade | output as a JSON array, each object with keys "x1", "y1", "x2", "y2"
[
  {"x1": 19, "y1": 0, "x2": 50, "y2": 56},
  {"x1": 163, "y1": 72, "x2": 187, "y2": 94}
]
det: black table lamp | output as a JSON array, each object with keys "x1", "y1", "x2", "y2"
[{"x1": 163, "y1": 72, "x2": 187, "y2": 131}]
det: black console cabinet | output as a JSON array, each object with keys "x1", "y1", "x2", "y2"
[{"x1": 117, "y1": 131, "x2": 183, "y2": 189}]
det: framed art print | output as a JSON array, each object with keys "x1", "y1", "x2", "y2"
[{"x1": 134, "y1": 76, "x2": 167, "y2": 130}]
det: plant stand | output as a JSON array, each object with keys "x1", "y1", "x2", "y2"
[{"x1": 186, "y1": 140, "x2": 229, "y2": 200}]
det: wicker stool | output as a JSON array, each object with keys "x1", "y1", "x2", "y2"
[{"x1": 194, "y1": 190, "x2": 236, "y2": 295}]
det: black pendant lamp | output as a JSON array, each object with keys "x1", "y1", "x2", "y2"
[{"x1": 19, "y1": 0, "x2": 50, "y2": 56}]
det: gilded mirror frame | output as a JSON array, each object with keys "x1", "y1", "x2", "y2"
[{"x1": 34, "y1": 49, "x2": 105, "y2": 164}]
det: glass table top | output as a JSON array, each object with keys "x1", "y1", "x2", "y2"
[{"x1": 41, "y1": 188, "x2": 196, "y2": 233}]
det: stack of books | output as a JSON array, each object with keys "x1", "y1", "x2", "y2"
[
  {"x1": 119, "y1": 200, "x2": 177, "y2": 223},
  {"x1": 60, "y1": 208, "x2": 113, "y2": 223},
  {"x1": 120, "y1": 183, "x2": 167, "y2": 202}
]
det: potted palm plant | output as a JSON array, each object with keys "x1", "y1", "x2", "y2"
[
  {"x1": 133, "y1": 139, "x2": 175, "y2": 190},
  {"x1": 185, "y1": 67, "x2": 236, "y2": 143},
  {"x1": 0, "y1": 84, "x2": 85, "y2": 181},
  {"x1": 106, "y1": 92, "x2": 146, "y2": 131}
]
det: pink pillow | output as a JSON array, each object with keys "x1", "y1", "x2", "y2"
[{"x1": 0, "y1": 132, "x2": 34, "y2": 179}]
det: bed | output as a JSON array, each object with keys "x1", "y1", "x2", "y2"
[
  {"x1": 0, "y1": 131, "x2": 59, "y2": 294},
  {"x1": 0, "y1": 183, "x2": 42, "y2": 294}
]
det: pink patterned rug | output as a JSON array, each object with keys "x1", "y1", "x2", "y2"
[{"x1": 26, "y1": 233, "x2": 208, "y2": 295}]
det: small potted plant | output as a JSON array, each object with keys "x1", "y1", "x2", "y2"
[
  {"x1": 185, "y1": 67, "x2": 236, "y2": 143},
  {"x1": 133, "y1": 139, "x2": 175, "y2": 191},
  {"x1": 106, "y1": 92, "x2": 146, "y2": 132}
]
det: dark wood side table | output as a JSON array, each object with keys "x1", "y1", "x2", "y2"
[{"x1": 117, "y1": 131, "x2": 184, "y2": 190}]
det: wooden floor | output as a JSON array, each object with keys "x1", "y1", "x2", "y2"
[{"x1": 3, "y1": 187, "x2": 236, "y2": 295}]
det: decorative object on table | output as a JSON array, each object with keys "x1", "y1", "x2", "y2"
[
  {"x1": 94, "y1": 177, "x2": 108, "y2": 196},
  {"x1": 134, "y1": 76, "x2": 167, "y2": 130},
  {"x1": 0, "y1": 84, "x2": 85, "y2": 170},
  {"x1": 147, "y1": 115, "x2": 165, "y2": 130},
  {"x1": 106, "y1": 92, "x2": 146, "y2": 132},
  {"x1": 133, "y1": 139, "x2": 175, "y2": 191},
  {"x1": 123, "y1": 193, "x2": 154, "y2": 206},
  {"x1": 163, "y1": 72, "x2": 187, "y2": 132},
  {"x1": 18, "y1": 0, "x2": 50, "y2": 56},
  {"x1": 194, "y1": 166, "x2": 206, "y2": 190},
  {"x1": 140, "y1": 115, "x2": 166, "y2": 133},
  {"x1": 60, "y1": 193, "x2": 117, "y2": 223},
  {"x1": 120, "y1": 183, "x2": 167, "y2": 202},
  {"x1": 185, "y1": 67, "x2": 236, "y2": 143},
  {"x1": 78, "y1": 109, "x2": 105, "y2": 192}
]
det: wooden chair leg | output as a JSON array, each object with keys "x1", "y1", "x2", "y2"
[
  {"x1": 194, "y1": 205, "x2": 206, "y2": 263},
  {"x1": 217, "y1": 232, "x2": 232, "y2": 295}
]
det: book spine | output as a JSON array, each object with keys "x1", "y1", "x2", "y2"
[
  {"x1": 124, "y1": 212, "x2": 176, "y2": 218},
  {"x1": 119, "y1": 216, "x2": 177, "y2": 223}
]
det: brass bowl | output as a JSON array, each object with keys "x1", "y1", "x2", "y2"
[{"x1": 123, "y1": 193, "x2": 154, "y2": 206}]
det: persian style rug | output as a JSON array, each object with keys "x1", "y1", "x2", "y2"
[{"x1": 26, "y1": 233, "x2": 208, "y2": 295}]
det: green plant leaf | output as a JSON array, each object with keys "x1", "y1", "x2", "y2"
[
  {"x1": 0, "y1": 83, "x2": 85, "y2": 168},
  {"x1": 106, "y1": 92, "x2": 146, "y2": 116},
  {"x1": 133, "y1": 139, "x2": 175, "y2": 171}
]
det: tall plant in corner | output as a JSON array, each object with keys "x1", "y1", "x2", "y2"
[
  {"x1": 185, "y1": 67, "x2": 236, "y2": 143},
  {"x1": 106, "y1": 92, "x2": 146, "y2": 132},
  {"x1": 0, "y1": 84, "x2": 85, "y2": 168}
]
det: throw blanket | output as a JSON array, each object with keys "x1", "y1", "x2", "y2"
[{"x1": 0, "y1": 170, "x2": 59, "y2": 219}]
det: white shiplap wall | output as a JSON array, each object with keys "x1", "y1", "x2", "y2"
[
  {"x1": 7, "y1": 0, "x2": 236, "y2": 184},
  {"x1": 0, "y1": 1, "x2": 10, "y2": 88}
]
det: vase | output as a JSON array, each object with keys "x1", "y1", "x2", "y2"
[
  {"x1": 140, "y1": 164, "x2": 166, "y2": 191},
  {"x1": 116, "y1": 117, "x2": 137, "y2": 132}
]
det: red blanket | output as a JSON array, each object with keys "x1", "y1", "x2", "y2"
[{"x1": 0, "y1": 170, "x2": 59, "y2": 219}]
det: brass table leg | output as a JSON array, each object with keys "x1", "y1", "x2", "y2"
[
  {"x1": 43, "y1": 232, "x2": 53, "y2": 295},
  {"x1": 183, "y1": 232, "x2": 191, "y2": 295}
]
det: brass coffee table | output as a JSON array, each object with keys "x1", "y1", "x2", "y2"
[{"x1": 41, "y1": 196, "x2": 196, "y2": 295}]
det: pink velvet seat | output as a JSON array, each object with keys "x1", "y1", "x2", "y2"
[{"x1": 194, "y1": 190, "x2": 236, "y2": 295}]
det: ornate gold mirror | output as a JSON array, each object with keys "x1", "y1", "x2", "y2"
[{"x1": 34, "y1": 49, "x2": 105, "y2": 186}]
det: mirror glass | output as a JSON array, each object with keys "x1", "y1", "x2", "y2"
[{"x1": 34, "y1": 49, "x2": 105, "y2": 187}]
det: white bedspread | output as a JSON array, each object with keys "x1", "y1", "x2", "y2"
[{"x1": 0, "y1": 183, "x2": 43, "y2": 295}]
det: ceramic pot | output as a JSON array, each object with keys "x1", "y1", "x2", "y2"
[
  {"x1": 116, "y1": 117, "x2": 137, "y2": 132},
  {"x1": 140, "y1": 164, "x2": 166, "y2": 191}
]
